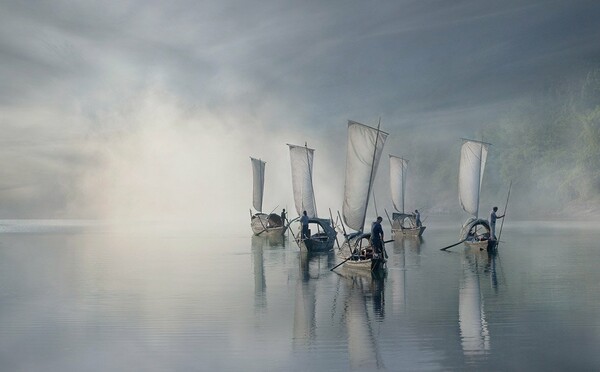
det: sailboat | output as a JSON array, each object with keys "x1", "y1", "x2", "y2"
[
  {"x1": 287, "y1": 143, "x2": 337, "y2": 252},
  {"x1": 457, "y1": 139, "x2": 494, "y2": 250},
  {"x1": 336, "y1": 120, "x2": 389, "y2": 272},
  {"x1": 249, "y1": 157, "x2": 286, "y2": 236},
  {"x1": 389, "y1": 155, "x2": 426, "y2": 237}
]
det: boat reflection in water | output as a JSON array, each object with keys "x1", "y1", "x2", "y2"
[
  {"x1": 459, "y1": 249, "x2": 500, "y2": 357},
  {"x1": 389, "y1": 236, "x2": 422, "y2": 314},
  {"x1": 251, "y1": 234, "x2": 287, "y2": 310},
  {"x1": 337, "y1": 270, "x2": 386, "y2": 369},
  {"x1": 293, "y1": 251, "x2": 333, "y2": 346}
]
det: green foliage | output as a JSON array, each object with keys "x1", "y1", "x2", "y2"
[{"x1": 481, "y1": 68, "x2": 600, "y2": 215}]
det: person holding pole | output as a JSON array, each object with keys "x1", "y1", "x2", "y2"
[
  {"x1": 300, "y1": 210, "x2": 309, "y2": 240},
  {"x1": 490, "y1": 206, "x2": 504, "y2": 240},
  {"x1": 371, "y1": 216, "x2": 384, "y2": 255}
]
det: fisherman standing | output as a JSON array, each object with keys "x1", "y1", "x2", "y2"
[
  {"x1": 281, "y1": 209, "x2": 287, "y2": 225},
  {"x1": 414, "y1": 209, "x2": 421, "y2": 227},
  {"x1": 371, "y1": 216, "x2": 384, "y2": 255},
  {"x1": 490, "y1": 206, "x2": 504, "y2": 240},
  {"x1": 300, "y1": 210, "x2": 309, "y2": 239}
]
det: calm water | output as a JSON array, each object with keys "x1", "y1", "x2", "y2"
[{"x1": 0, "y1": 219, "x2": 599, "y2": 371}]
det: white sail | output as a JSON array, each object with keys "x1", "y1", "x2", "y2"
[
  {"x1": 250, "y1": 157, "x2": 265, "y2": 212},
  {"x1": 389, "y1": 155, "x2": 408, "y2": 213},
  {"x1": 288, "y1": 144, "x2": 317, "y2": 218},
  {"x1": 458, "y1": 140, "x2": 489, "y2": 217},
  {"x1": 343, "y1": 121, "x2": 389, "y2": 232}
]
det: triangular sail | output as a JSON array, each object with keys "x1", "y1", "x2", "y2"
[
  {"x1": 250, "y1": 157, "x2": 265, "y2": 212},
  {"x1": 389, "y1": 155, "x2": 408, "y2": 213},
  {"x1": 458, "y1": 140, "x2": 489, "y2": 217},
  {"x1": 288, "y1": 144, "x2": 317, "y2": 218},
  {"x1": 342, "y1": 120, "x2": 389, "y2": 232}
]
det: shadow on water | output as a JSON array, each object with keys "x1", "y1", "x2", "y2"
[
  {"x1": 459, "y1": 248, "x2": 502, "y2": 359},
  {"x1": 335, "y1": 269, "x2": 386, "y2": 369},
  {"x1": 251, "y1": 234, "x2": 288, "y2": 310},
  {"x1": 299, "y1": 250, "x2": 335, "y2": 281}
]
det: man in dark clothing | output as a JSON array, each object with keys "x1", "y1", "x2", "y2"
[
  {"x1": 490, "y1": 206, "x2": 504, "y2": 240},
  {"x1": 281, "y1": 209, "x2": 287, "y2": 225},
  {"x1": 414, "y1": 209, "x2": 421, "y2": 227},
  {"x1": 371, "y1": 216, "x2": 384, "y2": 254},
  {"x1": 300, "y1": 210, "x2": 309, "y2": 239}
]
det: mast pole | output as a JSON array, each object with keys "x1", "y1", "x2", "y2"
[
  {"x1": 476, "y1": 144, "x2": 482, "y2": 219},
  {"x1": 305, "y1": 142, "x2": 317, "y2": 217},
  {"x1": 401, "y1": 157, "x2": 406, "y2": 214},
  {"x1": 362, "y1": 118, "x2": 382, "y2": 232}
]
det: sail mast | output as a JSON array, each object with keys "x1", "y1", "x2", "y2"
[
  {"x1": 305, "y1": 142, "x2": 318, "y2": 217},
  {"x1": 250, "y1": 157, "x2": 266, "y2": 213},
  {"x1": 342, "y1": 120, "x2": 388, "y2": 231},
  {"x1": 458, "y1": 138, "x2": 490, "y2": 218},
  {"x1": 389, "y1": 155, "x2": 408, "y2": 214},
  {"x1": 287, "y1": 144, "x2": 317, "y2": 218},
  {"x1": 401, "y1": 157, "x2": 406, "y2": 214},
  {"x1": 362, "y1": 119, "x2": 382, "y2": 231}
]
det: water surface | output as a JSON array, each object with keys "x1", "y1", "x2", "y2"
[{"x1": 0, "y1": 219, "x2": 599, "y2": 371}]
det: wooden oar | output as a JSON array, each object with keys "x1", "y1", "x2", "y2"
[
  {"x1": 329, "y1": 208, "x2": 341, "y2": 249},
  {"x1": 440, "y1": 239, "x2": 467, "y2": 251},
  {"x1": 330, "y1": 255, "x2": 353, "y2": 271},
  {"x1": 496, "y1": 180, "x2": 512, "y2": 249}
]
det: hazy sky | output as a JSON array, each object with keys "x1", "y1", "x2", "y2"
[{"x1": 2, "y1": 0, "x2": 600, "y2": 232}]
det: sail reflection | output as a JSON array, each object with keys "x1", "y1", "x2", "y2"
[
  {"x1": 338, "y1": 271, "x2": 386, "y2": 369},
  {"x1": 458, "y1": 249, "x2": 500, "y2": 356},
  {"x1": 251, "y1": 236, "x2": 268, "y2": 310}
]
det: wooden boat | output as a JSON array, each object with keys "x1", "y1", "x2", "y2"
[
  {"x1": 457, "y1": 139, "x2": 495, "y2": 251},
  {"x1": 295, "y1": 217, "x2": 337, "y2": 252},
  {"x1": 335, "y1": 120, "x2": 389, "y2": 273},
  {"x1": 391, "y1": 212, "x2": 426, "y2": 237},
  {"x1": 249, "y1": 157, "x2": 287, "y2": 236},
  {"x1": 287, "y1": 143, "x2": 337, "y2": 252},
  {"x1": 339, "y1": 232, "x2": 387, "y2": 273},
  {"x1": 459, "y1": 217, "x2": 496, "y2": 251},
  {"x1": 388, "y1": 155, "x2": 426, "y2": 237}
]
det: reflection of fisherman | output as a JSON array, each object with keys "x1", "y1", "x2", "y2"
[
  {"x1": 281, "y1": 209, "x2": 287, "y2": 225},
  {"x1": 300, "y1": 210, "x2": 309, "y2": 239},
  {"x1": 371, "y1": 216, "x2": 384, "y2": 254},
  {"x1": 414, "y1": 209, "x2": 421, "y2": 227},
  {"x1": 490, "y1": 206, "x2": 504, "y2": 240}
]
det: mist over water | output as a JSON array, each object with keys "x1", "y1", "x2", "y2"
[{"x1": 1, "y1": 219, "x2": 599, "y2": 371}]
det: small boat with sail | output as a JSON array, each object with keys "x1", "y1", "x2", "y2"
[
  {"x1": 287, "y1": 143, "x2": 337, "y2": 252},
  {"x1": 334, "y1": 120, "x2": 389, "y2": 273},
  {"x1": 457, "y1": 139, "x2": 494, "y2": 251},
  {"x1": 388, "y1": 155, "x2": 426, "y2": 237},
  {"x1": 250, "y1": 157, "x2": 287, "y2": 236}
]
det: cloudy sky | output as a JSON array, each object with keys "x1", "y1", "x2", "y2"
[{"x1": 2, "y1": 0, "x2": 600, "y2": 232}]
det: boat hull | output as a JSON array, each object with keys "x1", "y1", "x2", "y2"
[
  {"x1": 294, "y1": 217, "x2": 337, "y2": 252},
  {"x1": 392, "y1": 226, "x2": 426, "y2": 237},
  {"x1": 297, "y1": 236, "x2": 334, "y2": 252},
  {"x1": 463, "y1": 239, "x2": 496, "y2": 252},
  {"x1": 251, "y1": 214, "x2": 287, "y2": 236},
  {"x1": 336, "y1": 233, "x2": 387, "y2": 273}
]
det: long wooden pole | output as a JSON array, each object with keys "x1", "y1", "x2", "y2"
[
  {"x1": 440, "y1": 239, "x2": 467, "y2": 251},
  {"x1": 496, "y1": 180, "x2": 512, "y2": 248},
  {"x1": 329, "y1": 208, "x2": 341, "y2": 249},
  {"x1": 362, "y1": 118, "x2": 382, "y2": 233}
]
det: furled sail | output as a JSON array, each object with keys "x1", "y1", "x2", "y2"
[
  {"x1": 458, "y1": 139, "x2": 489, "y2": 217},
  {"x1": 288, "y1": 144, "x2": 317, "y2": 218},
  {"x1": 389, "y1": 155, "x2": 408, "y2": 213},
  {"x1": 250, "y1": 157, "x2": 265, "y2": 212},
  {"x1": 343, "y1": 120, "x2": 389, "y2": 231}
]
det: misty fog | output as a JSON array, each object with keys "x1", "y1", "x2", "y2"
[{"x1": 1, "y1": 1, "x2": 600, "y2": 235}]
